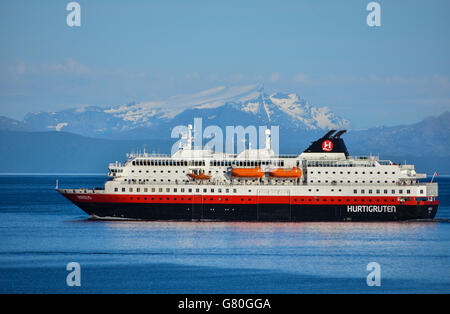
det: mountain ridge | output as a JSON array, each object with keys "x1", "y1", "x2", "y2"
[{"x1": 0, "y1": 84, "x2": 350, "y2": 139}]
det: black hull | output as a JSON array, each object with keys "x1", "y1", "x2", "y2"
[{"x1": 73, "y1": 202, "x2": 438, "y2": 222}]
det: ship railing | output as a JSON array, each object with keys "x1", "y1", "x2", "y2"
[
  {"x1": 126, "y1": 153, "x2": 172, "y2": 159},
  {"x1": 113, "y1": 180, "x2": 434, "y2": 187}
]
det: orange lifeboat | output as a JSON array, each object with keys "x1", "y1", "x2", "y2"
[
  {"x1": 187, "y1": 172, "x2": 211, "y2": 180},
  {"x1": 269, "y1": 167, "x2": 302, "y2": 178},
  {"x1": 231, "y1": 167, "x2": 264, "y2": 178}
]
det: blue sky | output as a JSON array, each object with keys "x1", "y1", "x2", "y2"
[{"x1": 0, "y1": 0, "x2": 449, "y2": 128}]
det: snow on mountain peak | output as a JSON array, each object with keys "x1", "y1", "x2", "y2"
[
  {"x1": 21, "y1": 84, "x2": 350, "y2": 139},
  {"x1": 99, "y1": 83, "x2": 350, "y2": 131}
]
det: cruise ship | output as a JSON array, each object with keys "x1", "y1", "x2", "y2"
[{"x1": 57, "y1": 125, "x2": 439, "y2": 221}]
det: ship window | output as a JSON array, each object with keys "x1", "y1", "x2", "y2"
[
  {"x1": 122, "y1": 188, "x2": 125, "y2": 192},
  {"x1": 196, "y1": 188, "x2": 199, "y2": 193},
  {"x1": 376, "y1": 189, "x2": 380, "y2": 194},
  {"x1": 369, "y1": 190, "x2": 372, "y2": 194},
  {"x1": 174, "y1": 188, "x2": 177, "y2": 192},
  {"x1": 399, "y1": 190, "x2": 403, "y2": 194},
  {"x1": 188, "y1": 188, "x2": 192, "y2": 193},
  {"x1": 361, "y1": 189, "x2": 365, "y2": 194},
  {"x1": 226, "y1": 189, "x2": 229, "y2": 193},
  {"x1": 114, "y1": 188, "x2": 118, "y2": 192},
  {"x1": 407, "y1": 190, "x2": 411, "y2": 194},
  {"x1": 203, "y1": 189, "x2": 207, "y2": 193},
  {"x1": 137, "y1": 188, "x2": 140, "y2": 192},
  {"x1": 233, "y1": 189, "x2": 237, "y2": 193},
  {"x1": 392, "y1": 189, "x2": 395, "y2": 194},
  {"x1": 384, "y1": 190, "x2": 388, "y2": 194},
  {"x1": 211, "y1": 189, "x2": 214, "y2": 193},
  {"x1": 353, "y1": 189, "x2": 357, "y2": 194},
  {"x1": 159, "y1": 188, "x2": 162, "y2": 192},
  {"x1": 129, "y1": 188, "x2": 133, "y2": 192},
  {"x1": 392, "y1": 172, "x2": 395, "y2": 174},
  {"x1": 420, "y1": 189, "x2": 424, "y2": 194},
  {"x1": 181, "y1": 188, "x2": 185, "y2": 192}
]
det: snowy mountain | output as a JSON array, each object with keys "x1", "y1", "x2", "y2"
[{"x1": 8, "y1": 84, "x2": 350, "y2": 140}]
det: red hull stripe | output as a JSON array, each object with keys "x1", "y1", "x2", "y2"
[{"x1": 63, "y1": 193, "x2": 439, "y2": 206}]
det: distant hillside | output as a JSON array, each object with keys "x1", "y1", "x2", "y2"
[
  {"x1": 0, "y1": 131, "x2": 170, "y2": 173},
  {"x1": 345, "y1": 111, "x2": 450, "y2": 157}
]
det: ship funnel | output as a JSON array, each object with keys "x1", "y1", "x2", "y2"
[{"x1": 303, "y1": 129, "x2": 349, "y2": 156}]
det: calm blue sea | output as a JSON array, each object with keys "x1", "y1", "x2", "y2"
[{"x1": 0, "y1": 175, "x2": 449, "y2": 293}]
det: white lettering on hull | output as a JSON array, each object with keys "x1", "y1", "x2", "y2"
[{"x1": 347, "y1": 205, "x2": 396, "y2": 213}]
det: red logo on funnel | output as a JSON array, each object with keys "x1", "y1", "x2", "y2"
[{"x1": 322, "y1": 140, "x2": 333, "y2": 152}]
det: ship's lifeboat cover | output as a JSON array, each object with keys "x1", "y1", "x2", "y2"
[
  {"x1": 269, "y1": 167, "x2": 302, "y2": 178},
  {"x1": 231, "y1": 167, "x2": 264, "y2": 178},
  {"x1": 187, "y1": 173, "x2": 211, "y2": 180}
]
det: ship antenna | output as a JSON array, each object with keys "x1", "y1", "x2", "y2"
[{"x1": 55, "y1": 179, "x2": 59, "y2": 189}]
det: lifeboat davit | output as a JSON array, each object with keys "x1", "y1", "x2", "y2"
[
  {"x1": 187, "y1": 173, "x2": 211, "y2": 180},
  {"x1": 269, "y1": 167, "x2": 302, "y2": 178},
  {"x1": 231, "y1": 167, "x2": 264, "y2": 178}
]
